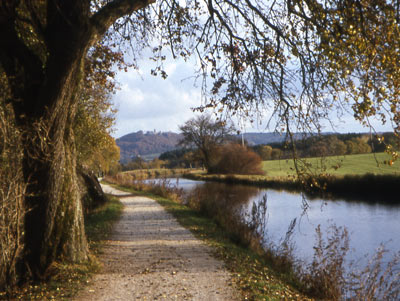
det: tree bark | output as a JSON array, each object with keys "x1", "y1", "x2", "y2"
[
  {"x1": 22, "y1": 51, "x2": 90, "y2": 277},
  {"x1": 0, "y1": 0, "x2": 156, "y2": 279},
  {"x1": 17, "y1": 2, "x2": 93, "y2": 276}
]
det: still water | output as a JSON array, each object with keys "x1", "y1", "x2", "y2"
[{"x1": 168, "y1": 177, "x2": 400, "y2": 270}]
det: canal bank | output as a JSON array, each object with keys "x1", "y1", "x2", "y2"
[{"x1": 104, "y1": 174, "x2": 400, "y2": 300}]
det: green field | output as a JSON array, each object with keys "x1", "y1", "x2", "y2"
[{"x1": 263, "y1": 152, "x2": 400, "y2": 177}]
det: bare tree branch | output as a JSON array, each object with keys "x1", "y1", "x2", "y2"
[{"x1": 90, "y1": 0, "x2": 156, "y2": 41}]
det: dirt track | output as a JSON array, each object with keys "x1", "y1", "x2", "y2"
[{"x1": 74, "y1": 184, "x2": 239, "y2": 300}]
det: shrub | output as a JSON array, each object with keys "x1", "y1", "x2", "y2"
[
  {"x1": 186, "y1": 182, "x2": 262, "y2": 248},
  {"x1": 104, "y1": 174, "x2": 183, "y2": 202},
  {"x1": 254, "y1": 145, "x2": 273, "y2": 160},
  {"x1": 210, "y1": 143, "x2": 264, "y2": 175},
  {"x1": 301, "y1": 224, "x2": 349, "y2": 300}
]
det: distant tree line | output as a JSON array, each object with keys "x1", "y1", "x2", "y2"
[
  {"x1": 159, "y1": 149, "x2": 201, "y2": 169},
  {"x1": 121, "y1": 157, "x2": 168, "y2": 171},
  {"x1": 137, "y1": 133, "x2": 400, "y2": 171},
  {"x1": 252, "y1": 133, "x2": 400, "y2": 160},
  {"x1": 123, "y1": 131, "x2": 400, "y2": 172}
]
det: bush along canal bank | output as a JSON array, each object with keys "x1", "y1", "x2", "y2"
[
  {"x1": 120, "y1": 168, "x2": 203, "y2": 181},
  {"x1": 184, "y1": 172, "x2": 400, "y2": 203},
  {"x1": 104, "y1": 174, "x2": 400, "y2": 300}
]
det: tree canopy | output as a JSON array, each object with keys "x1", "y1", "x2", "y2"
[
  {"x1": 2, "y1": 1, "x2": 400, "y2": 137},
  {"x1": 145, "y1": 0, "x2": 400, "y2": 140}
]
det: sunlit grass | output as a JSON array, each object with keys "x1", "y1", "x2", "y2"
[
  {"x1": 85, "y1": 195, "x2": 124, "y2": 252},
  {"x1": 262, "y1": 153, "x2": 400, "y2": 177}
]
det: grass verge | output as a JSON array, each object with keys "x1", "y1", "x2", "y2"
[
  {"x1": 85, "y1": 195, "x2": 124, "y2": 254},
  {"x1": 106, "y1": 182, "x2": 312, "y2": 300},
  {"x1": 2, "y1": 195, "x2": 123, "y2": 300}
]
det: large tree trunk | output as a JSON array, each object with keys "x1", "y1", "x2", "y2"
[
  {"x1": 22, "y1": 122, "x2": 89, "y2": 277},
  {"x1": 18, "y1": 10, "x2": 92, "y2": 277},
  {"x1": 22, "y1": 61, "x2": 89, "y2": 277}
]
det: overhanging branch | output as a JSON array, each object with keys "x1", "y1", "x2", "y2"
[{"x1": 90, "y1": 0, "x2": 156, "y2": 42}]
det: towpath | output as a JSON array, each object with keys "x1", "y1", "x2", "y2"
[{"x1": 74, "y1": 184, "x2": 239, "y2": 300}]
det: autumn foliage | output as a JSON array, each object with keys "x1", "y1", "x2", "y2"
[{"x1": 210, "y1": 143, "x2": 264, "y2": 175}]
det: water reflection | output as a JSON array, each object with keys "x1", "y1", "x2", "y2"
[
  {"x1": 185, "y1": 182, "x2": 259, "y2": 209},
  {"x1": 174, "y1": 178, "x2": 400, "y2": 271}
]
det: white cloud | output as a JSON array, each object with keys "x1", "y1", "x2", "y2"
[{"x1": 112, "y1": 59, "x2": 204, "y2": 138}]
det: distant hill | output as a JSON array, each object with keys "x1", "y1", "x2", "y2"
[
  {"x1": 116, "y1": 131, "x2": 294, "y2": 163},
  {"x1": 241, "y1": 132, "x2": 288, "y2": 146},
  {"x1": 116, "y1": 131, "x2": 182, "y2": 163}
]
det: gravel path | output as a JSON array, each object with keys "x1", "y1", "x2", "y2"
[{"x1": 75, "y1": 184, "x2": 239, "y2": 300}]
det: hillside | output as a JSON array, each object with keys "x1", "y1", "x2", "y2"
[
  {"x1": 116, "y1": 131, "x2": 289, "y2": 163},
  {"x1": 116, "y1": 131, "x2": 182, "y2": 162},
  {"x1": 241, "y1": 132, "x2": 288, "y2": 145}
]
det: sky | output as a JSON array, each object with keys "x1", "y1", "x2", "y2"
[
  {"x1": 112, "y1": 57, "x2": 203, "y2": 138},
  {"x1": 111, "y1": 57, "x2": 394, "y2": 139}
]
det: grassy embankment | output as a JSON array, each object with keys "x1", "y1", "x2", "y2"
[
  {"x1": 3, "y1": 196, "x2": 123, "y2": 300},
  {"x1": 103, "y1": 177, "x2": 312, "y2": 300},
  {"x1": 187, "y1": 153, "x2": 400, "y2": 202},
  {"x1": 262, "y1": 152, "x2": 400, "y2": 177}
]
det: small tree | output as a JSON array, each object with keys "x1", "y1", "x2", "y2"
[
  {"x1": 253, "y1": 145, "x2": 274, "y2": 160},
  {"x1": 179, "y1": 115, "x2": 234, "y2": 171},
  {"x1": 210, "y1": 143, "x2": 264, "y2": 175}
]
